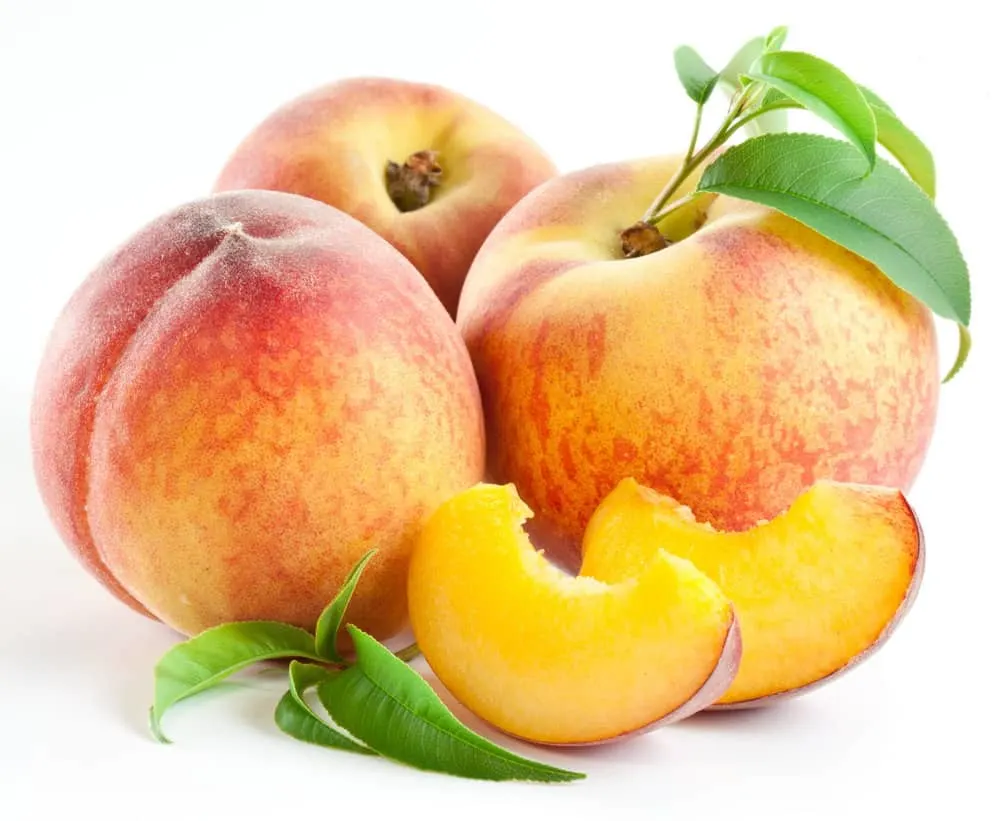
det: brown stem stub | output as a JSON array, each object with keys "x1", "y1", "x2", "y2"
[
  {"x1": 620, "y1": 221, "x2": 668, "y2": 259},
  {"x1": 386, "y1": 149, "x2": 443, "y2": 212}
]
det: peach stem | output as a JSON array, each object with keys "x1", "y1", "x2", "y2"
[
  {"x1": 640, "y1": 82, "x2": 759, "y2": 227},
  {"x1": 385, "y1": 150, "x2": 443, "y2": 212}
]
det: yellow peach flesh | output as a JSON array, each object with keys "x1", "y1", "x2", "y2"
[
  {"x1": 581, "y1": 479, "x2": 923, "y2": 705},
  {"x1": 408, "y1": 483, "x2": 739, "y2": 745}
]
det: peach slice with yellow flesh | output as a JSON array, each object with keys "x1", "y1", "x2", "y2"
[
  {"x1": 580, "y1": 479, "x2": 924, "y2": 707},
  {"x1": 407, "y1": 483, "x2": 741, "y2": 746}
]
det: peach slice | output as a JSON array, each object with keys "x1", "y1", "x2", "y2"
[
  {"x1": 407, "y1": 483, "x2": 741, "y2": 746},
  {"x1": 580, "y1": 479, "x2": 924, "y2": 707}
]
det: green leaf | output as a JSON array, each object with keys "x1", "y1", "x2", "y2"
[
  {"x1": 747, "y1": 51, "x2": 877, "y2": 169},
  {"x1": 274, "y1": 661, "x2": 373, "y2": 754},
  {"x1": 739, "y1": 86, "x2": 800, "y2": 135},
  {"x1": 765, "y1": 25, "x2": 788, "y2": 51},
  {"x1": 748, "y1": 107, "x2": 789, "y2": 136},
  {"x1": 314, "y1": 549, "x2": 376, "y2": 662},
  {"x1": 317, "y1": 626, "x2": 585, "y2": 783},
  {"x1": 859, "y1": 85, "x2": 894, "y2": 113},
  {"x1": 943, "y1": 323, "x2": 972, "y2": 382},
  {"x1": 718, "y1": 36, "x2": 786, "y2": 135},
  {"x1": 290, "y1": 658, "x2": 332, "y2": 693},
  {"x1": 697, "y1": 133, "x2": 971, "y2": 326},
  {"x1": 719, "y1": 36, "x2": 764, "y2": 92},
  {"x1": 856, "y1": 87, "x2": 934, "y2": 197},
  {"x1": 674, "y1": 45, "x2": 719, "y2": 105},
  {"x1": 150, "y1": 621, "x2": 324, "y2": 743},
  {"x1": 866, "y1": 99, "x2": 936, "y2": 198},
  {"x1": 759, "y1": 86, "x2": 799, "y2": 109}
]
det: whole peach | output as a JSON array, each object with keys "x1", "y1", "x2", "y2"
[
  {"x1": 32, "y1": 190, "x2": 485, "y2": 639},
  {"x1": 457, "y1": 157, "x2": 938, "y2": 565},
  {"x1": 214, "y1": 77, "x2": 556, "y2": 316}
]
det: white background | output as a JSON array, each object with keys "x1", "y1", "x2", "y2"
[{"x1": 2, "y1": 1, "x2": 997, "y2": 818}]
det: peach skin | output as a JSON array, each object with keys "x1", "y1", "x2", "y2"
[
  {"x1": 407, "y1": 483, "x2": 741, "y2": 746},
  {"x1": 457, "y1": 156, "x2": 939, "y2": 565},
  {"x1": 581, "y1": 478, "x2": 924, "y2": 706},
  {"x1": 214, "y1": 77, "x2": 556, "y2": 316},
  {"x1": 31, "y1": 190, "x2": 485, "y2": 641}
]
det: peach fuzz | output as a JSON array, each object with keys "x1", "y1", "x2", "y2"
[
  {"x1": 457, "y1": 156, "x2": 939, "y2": 561},
  {"x1": 581, "y1": 479, "x2": 924, "y2": 706},
  {"x1": 214, "y1": 77, "x2": 556, "y2": 316},
  {"x1": 31, "y1": 190, "x2": 485, "y2": 640},
  {"x1": 407, "y1": 483, "x2": 741, "y2": 746}
]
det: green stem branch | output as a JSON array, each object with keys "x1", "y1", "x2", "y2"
[
  {"x1": 641, "y1": 84, "x2": 759, "y2": 226},
  {"x1": 724, "y1": 102, "x2": 802, "y2": 139},
  {"x1": 646, "y1": 192, "x2": 702, "y2": 227},
  {"x1": 642, "y1": 103, "x2": 707, "y2": 223},
  {"x1": 394, "y1": 643, "x2": 422, "y2": 663},
  {"x1": 687, "y1": 103, "x2": 705, "y2": 160}
]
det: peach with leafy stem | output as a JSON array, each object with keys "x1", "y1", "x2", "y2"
[
  {"x1": 456, "y1": 156, "x2": 940, "y2": 566},
  {"x1": 455, "y1": 28, "x2": 971, "y2": 567}
]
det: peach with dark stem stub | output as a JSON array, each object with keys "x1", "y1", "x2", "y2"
[{"x1": 214, "y1": 77, "x2": 557, "y2": 316}]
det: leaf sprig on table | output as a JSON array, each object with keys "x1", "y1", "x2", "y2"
[{"x1": 149, "y1": 549, "x2": 584, "y2": 784}]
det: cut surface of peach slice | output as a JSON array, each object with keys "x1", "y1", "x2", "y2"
[
  {"x1": 581, "y1": 479, "x2": 924, "y2": 706},
  {"x1": 407, "y1": 483, "x2": 741, "y2": 745}
]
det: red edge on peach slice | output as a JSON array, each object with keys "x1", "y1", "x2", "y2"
[
  {"x1": 709, "y1": 493, "x2": 926, "y2": 711},
  {"x1": 512, "y1": 608, "x2": 743, "y2": 748}
]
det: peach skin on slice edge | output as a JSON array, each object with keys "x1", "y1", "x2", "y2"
[
  {"x1": 580, "y1": 478, "x2": 925, "y2": 708},
  {"x1": 406, "y1": 482, "x2": 741, "y2": 747}
]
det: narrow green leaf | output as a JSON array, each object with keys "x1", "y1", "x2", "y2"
[
  {"x1": 870, "y1": 105, "x2": 935, "y2": 198},
  {"x1": 748, "y1": 51, "x2": 877, "y2": 169},
  {"x1": 673, "y1": 45, "x2": 719, "y2": 105},
  {"x1": 274, "y1": 661, "x2": 373, "y2": 754},
  {"x1": 317, "y1": 626, "x2": 584, "y2": 783},
  {"x1": 290, "y1": 658, "x2": 331, "y2": 692},
  {"x1": 697, "y1": 133, "x2": 971, "y2": 326},
  {"x1": 765, "y1": 25, "x2": 788, "y2": 51},
  {"x1": 749, "y1": 107, "x2": 789, "y2": 136},
  {"x1": 759, "y1": 86, "x2": 799, "y2": 109},
  {"x1": 314, "y1": 549, "x2": 377, "y2": 662},
  {"x1": 275, "y1": 692, "x2": 348, "y2": 750},
  {"x1": 150, "y1": 621, "x2": 324, "y2": 743},
  {"x1": 860, "y1": 85, "x2": 894, "y2": 113},
  {"x1": 943, "y1": 323, "x2": 972, "y2": 382},
  {"x1": 719, "y1": 36, "x2": 764, "y2": 92},
  {"x1": 718, "y1": 36, "x2": 786, "y2": 135},
  {"x1": 868, "y1": 102, "x2": 936, "y2": 198},
  {"x1": 737, "y1": 87, "x2": 800, "y2": 135}
]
